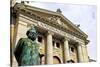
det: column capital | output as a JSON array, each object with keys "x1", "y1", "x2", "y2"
[
  {"x1": 78, "y1": 42, "x2": 86, "y2": 48},
  {"x1": 63, "y1": 37, "x2": 70, "y2": 42},
  {"x1": 85, "y1": 40, "x2": 90, "y2": 44},
  {"x1": 47, "y1": 31, "x2": 54, "y2": 35},
  {"x1": 10, "y1": 24, "x2": 15, "y2": 27}
]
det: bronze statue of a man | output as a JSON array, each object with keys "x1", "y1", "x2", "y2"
[{"x1": 14, "y1": 26, "x2": 40, "y2": 66}]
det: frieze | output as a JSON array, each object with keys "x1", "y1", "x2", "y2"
[
  {"x1": 38, "y1": 21, "x2": 66, "y2": 36},
  {"x1": 38, "y1": 22, "x2": 85, "y2": 44}
]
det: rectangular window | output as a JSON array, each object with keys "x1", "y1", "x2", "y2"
[
  {"x1": 56, "y1": 42, "x2": 60, "y2": 48},
  {"x1": 38, "y1": 36, "x2": 42, "y2": 43},
  {"x1": 53, "y1": 41, "x2": 55, "y2": 47},
  {"x1": 71, "y1": 47, "x2": 74, "y2": 52}
]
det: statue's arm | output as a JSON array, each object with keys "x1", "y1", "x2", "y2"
[{"x1": 14, "y1": 38, "x2": 24, "y2": 62}]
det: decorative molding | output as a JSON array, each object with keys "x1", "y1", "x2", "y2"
[
  {"x1": 63, "y1": 37, "x2": 70, "y2": 42},
  {"x1": 38, "y1": 21, "x2": 66, "y2": 35},
  {"x1": 13, "y1": 4, "x2": 88, "y2": 41},
  {"x1": 47, "y1": 31, "x2": 54, "y2": 36},
  {"x1": 78, "y1": 42, "x2": 87, "y2": 48}
]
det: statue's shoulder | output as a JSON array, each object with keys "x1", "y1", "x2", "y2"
[{"x1": 19, "y1": 38, "x2": 29, "y2": 42}]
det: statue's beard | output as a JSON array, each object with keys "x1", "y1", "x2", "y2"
[{"x1": 28, "y1": 32, "x2": 37, "y2": 41}]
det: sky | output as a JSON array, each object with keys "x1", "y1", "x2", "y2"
[{"x1": 17, "y1": 1, "x2": 97, "y2": 61}]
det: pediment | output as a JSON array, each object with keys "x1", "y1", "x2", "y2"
[{"x1": 13, "y1": 3, "x2": 88, "y2": 39}]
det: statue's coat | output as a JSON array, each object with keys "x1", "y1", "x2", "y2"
[{"x1": 14, "y1": 38, "x2": 39, "y2": 66}]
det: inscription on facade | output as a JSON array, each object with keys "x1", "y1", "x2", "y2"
[
  {"x1": 38, "y1": 22, "x2": 66, "y2": 36},
  {"x1": 37, "y1": 22, "x2": 84, "y2": 43}
]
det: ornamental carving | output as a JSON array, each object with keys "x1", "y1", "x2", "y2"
[{"x1": 47, "y1": 16, "x2": 62, "y2": 25}]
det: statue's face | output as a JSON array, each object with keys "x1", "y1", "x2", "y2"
[{"x1": 27, "y1": 31, "x2": 37, "y2": 41}]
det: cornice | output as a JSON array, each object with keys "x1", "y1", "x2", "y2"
[{"x1": 13, "y1": 3, "x2": 87, "y2": 41}]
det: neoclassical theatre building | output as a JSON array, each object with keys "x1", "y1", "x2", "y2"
[{"x1": 11, "y1": 2, "x2": 89, "y2": 65}]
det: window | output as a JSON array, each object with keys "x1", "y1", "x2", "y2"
[
  {"x1": 67, "y1": 59, "x2": 75, "y2": 63},
  {"x1": 53, "y1": 41, "x2": 55, "y2": 47},
  {"x1": 71, "y1": 47, "x2": 74, "y2": 52},
  {"x1": 56, "y1": 42, "x2": 60, "y2": 48},
  {"x1": 38, "y1": 36, "x2": 42, "y2": 43}
]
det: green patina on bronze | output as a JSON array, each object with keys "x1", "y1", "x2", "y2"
[{"x1": 14, "y1": 26, "x2": 40, "y2": 66}]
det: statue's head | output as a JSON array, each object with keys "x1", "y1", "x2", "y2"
[{"x1": 26, "y1": 26, "x2": 37, "y2": 41}]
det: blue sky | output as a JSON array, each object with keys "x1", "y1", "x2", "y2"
[{"x1": 17, "y1": 1, "x2": 97, "y2": 60}]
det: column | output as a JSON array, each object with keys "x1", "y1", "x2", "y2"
[
  {"x1": 77, "y1": 43, "x2": 84, "y2": 62},
  {"x1": 45, "y1": 31, "x2": 54, "y2": 64},
  {"x1": 10, "y1": 24, "x2": 15, "y2": 66},
  {"x1": 81, "y1": 44, "x2": 89, "y2": 62},
  {"x1": 63, "y1": 37, "x2": 70, "y2": 63},
  {"x1": 10, "y1": 24, "x2": 15, "y2": 50}
]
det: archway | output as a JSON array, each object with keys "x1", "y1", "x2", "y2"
[
  {"x1": 53, "y1": 56, "x2": 61, "y2": 64},
  {"x1": 67, "y1": 59, "x2": 75, "y2": 63},
  {"x1": 40, "y1": 55, "x2": 45, "y2": 65}
]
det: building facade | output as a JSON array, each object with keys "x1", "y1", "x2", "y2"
[{"x1": 11, "y1": 2, "x2": 89, "y2": 66}]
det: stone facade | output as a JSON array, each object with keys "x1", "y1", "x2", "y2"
[{"x1": 10, "y1": 3, "x2": 89, "y2": 66}]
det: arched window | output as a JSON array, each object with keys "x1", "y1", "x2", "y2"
[
  {"x1": 53, "y1": 56, "x2": 61, "y2": 64},
  {"x1": 40, "y1": 55, "x2": 45, "y2": 65},
  {"x1": 56, "y1": 42, "x2": 60, "y2": 48},
  {"x1": 67, "y1": 59, "x2": 75, "y2": 63},
  {"x1": 71, "y1": 47, "x2": 74, "y2": 52}
]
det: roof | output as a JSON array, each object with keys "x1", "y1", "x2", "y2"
[
  {"x1": 13, "y1": 3, "x2": 88, "y2": 38},
  {"x1": 89, "y1": 59, "x2": 96, "y2": 62}
]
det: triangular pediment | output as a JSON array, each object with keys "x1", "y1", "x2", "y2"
[{"x1": 13, "y1": 3, "x2": 88, "y2": 39}]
